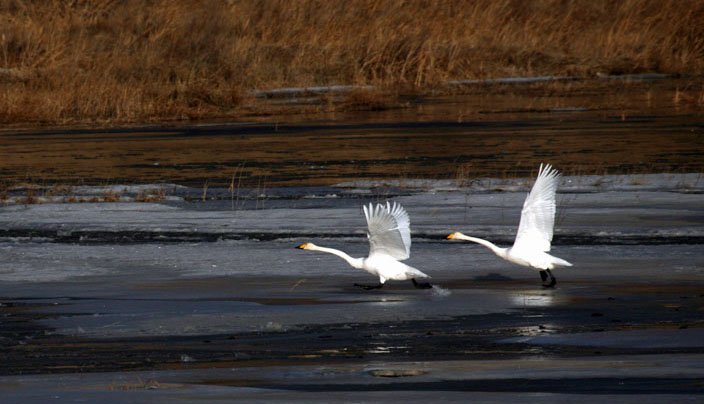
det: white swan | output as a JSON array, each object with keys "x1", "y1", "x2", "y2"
[
  {"x1": 298, "y1": 201, "x2": 431, "y2": 290},
  {"x1": 448, "y1": 163, "x2": 572, "y2": 287}
]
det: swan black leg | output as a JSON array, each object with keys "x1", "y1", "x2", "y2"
[
  {"x1": 540, "y1": 270, "x2": 556, "y2": 288},
  {"x1": 354, "y1": 283, "x2": 384, "y2": 290},
  {"x1": 412, "y1": 279, "x2": 432, "y2": 289}
]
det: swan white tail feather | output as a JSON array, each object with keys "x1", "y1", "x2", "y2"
[{"x1": 551, "y1": 256, "x2": 573, "y2": 267}]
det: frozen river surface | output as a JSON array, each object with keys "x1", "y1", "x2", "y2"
[{"x1": 0, "y1": 173, "x2": 703, "y2": 402}]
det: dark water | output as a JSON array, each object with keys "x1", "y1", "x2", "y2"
[{"x1": 1, "y1": 91, "x2": 702, "y2": 188}]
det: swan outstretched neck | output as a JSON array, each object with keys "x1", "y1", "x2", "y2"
[
  {"x1": 298, "y1": 243, "x2": 364, "y2": 269},
  {"x1": 297, "y1": 202, "x2": 432, "y2": 290},
  {"x1": 447, "y1": 232, "x2": 508, "y2": 259},
  {"x1": 446, "y1": 163, "x2": 571, "y2": 288}
]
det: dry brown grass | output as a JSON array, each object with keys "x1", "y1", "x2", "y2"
[
  {"x1": 135, "y1": 187, "x2": 166, "y2": 202},
  {"x1": 1, "y1": 0, "x2": 702, "y2": 125},
  {"x1": 101, "y1": 189, "x2": 122, "y2": 202}
]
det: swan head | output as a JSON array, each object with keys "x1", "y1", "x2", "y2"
[
  {"x1": 297, "y1": 242, "x2": 317, "y2": 250},
  {"x1": 447, "y1": 232, "x2": 462, "y2": 240}
]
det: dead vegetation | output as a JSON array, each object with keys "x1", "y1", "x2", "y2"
[
  {"x1": 0, "y1": 183, "x2": 170, "y2": 205},
  {"x1": 1, "y1": 0, "x2": 703, "y2": 125},
  {"x1": 135, "y1": 188, "x2": 166, "y2": 203}
]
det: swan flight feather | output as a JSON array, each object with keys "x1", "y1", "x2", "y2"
[
  {"x1": 363, "y1": 201, "x2": 411, "y2": 261},
  {"x1": 512, "y1": 163, "x2": 560, "y2": 253}
]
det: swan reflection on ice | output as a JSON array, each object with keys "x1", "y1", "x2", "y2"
[{"x1": 509, "y1": 292, "x2": 556, "y2": 307}]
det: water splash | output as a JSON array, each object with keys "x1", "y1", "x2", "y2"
[{"x1": 431, "y1": 285, "x2": 452, "y2": 297}]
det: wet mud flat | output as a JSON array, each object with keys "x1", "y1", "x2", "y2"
[
  {"x1": 0, "y1": 175, "x2": 703, "y2": 402},
  {"x1": 1, "y1": 278, "x2": 704, "y2": 402},
  {"x1": 1, "y1": 81, "x2": 703, "y2": 188},
  {"x1": 2, "y1": 279, "x2": 704, "y2": 370}
]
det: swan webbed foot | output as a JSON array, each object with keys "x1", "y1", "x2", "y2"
[
  {"x1": 540, "y1": 270, "x2": 556, "y2": 288},
  {"x1": 539, "y1": 270, "x2": 548, "y2": 282},
  {"x1": 354, "y1": 282, "x2": 384, "y2": 290},
  {"x1": 411, "y1": 279, "x2": 432, "y2": 289}
]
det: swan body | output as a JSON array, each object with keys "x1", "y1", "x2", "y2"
[
  {"x1": 298, "y1": 202, "x2": 431, "y2": 289},
  {"x1": 448, "y1": 163, "x2": 572, "y2": 287}
]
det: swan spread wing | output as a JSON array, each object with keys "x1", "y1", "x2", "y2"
[
  {"x1": 364, "y1": 201, "x2": 411, "y2": 260},
  {"x1": 513, "y1": 163, "x2": 560, "y2": 252}
]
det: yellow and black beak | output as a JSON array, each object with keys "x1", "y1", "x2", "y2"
[
  {"x1": 447, "y1": 233, "x2": 456, "y2": 239},
  {"x1": 297, "y1": 243, "x2": 308, "y2": 249}
]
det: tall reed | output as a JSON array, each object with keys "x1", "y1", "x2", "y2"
[{"x1": 1, "y1": 0, "x2": 702, "y2": 124}]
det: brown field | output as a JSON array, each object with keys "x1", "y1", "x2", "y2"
[{"x1": 1, "y1": 0, "x2": 703, "y2": 126}]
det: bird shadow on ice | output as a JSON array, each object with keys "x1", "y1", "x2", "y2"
[{"x1": 473, "y1": 272, "x2": 514, "y2": 281}]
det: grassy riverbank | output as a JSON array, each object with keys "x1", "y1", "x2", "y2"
[{"x1": 1, "y1": 0, "x2": 703, "y2": 125}]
